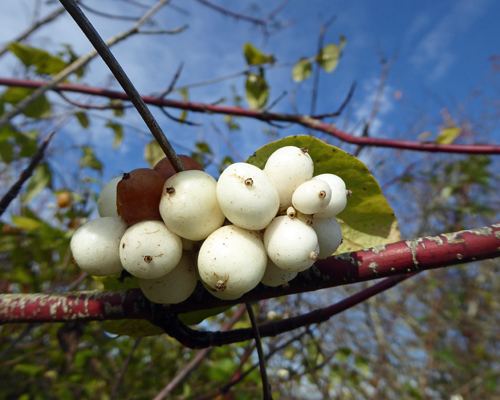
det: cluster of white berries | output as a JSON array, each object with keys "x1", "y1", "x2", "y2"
[{"x1": 70, "y1": 146, "x2": 348, "y2": 304}]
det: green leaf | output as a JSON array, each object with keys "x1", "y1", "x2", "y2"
[
  {"x1": 334, "y1": 347, "x2": 352, "y2": 362},
  {"x1": 246, "y1": 136, "x2": 401, "y2": 253},
  {"x1": 2, "y1": 87, "x2": 51, "y2": 118},
  {"x1": 144, "y1": 140, "x2": 165, "y2": 168},
  {"x1": 0, "y1": 140, "x2": 14, "y2": 163},
  {"x1": 245, "y1": 72, "x2": 269, "y2": 110},
  {"x1": 0, "y1": 127, "x2": 15, "y2": 163},
  {"x1": 11, "y1": 216, "x2": 43, "y2": 231},
  {"x1": 110, "y1": 99, "x2": 125, "y2": 117},
  {"x1": 354, "y1": 356, "x2": 370, "y2": 374},
  {"x1": 0, "y1": 125, "x2": 16, "y2": 141},
  {"x1": 75, "y1": 112, "x2": 89, "y2": 129},
  {"x1": 80, "y1": 146, "x2": 102, "y2": 171},
  {"x1": 178, "y1": 304, "x2": 232, "y2": 326},
  {"x1": 292, "y1": 58, "x2": 312, "y2": 82},
  {"x1": 435, "y1": 126, "x2": 461, "y2": 144},
  {"x1": 105, "y1": 122, "x2": 124, "y2": 148},
  {"x1": 316, "y1": 43, "x2": 341, "y2": 72},
  {"x1": 22, "y1": 163, "x2": 52, "y2": 203},
  {"x1": 8, "y1": 42, "x2": 68, "y2": 75},
  {"x1": 195, "y1": 141, "x2": 213, "y2": 154},
  {"x1": 14, "y1": 363, "x2": 45, "y2": 377},
  {"x1": 243, "y1": 43, "x2": 273, "y2": 65},
  {"x1": 207, "y1": 358, "x2": 237, "y2": 381}
]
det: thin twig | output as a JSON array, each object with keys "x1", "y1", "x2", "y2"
[
  {"x1": 152, "y1": 304, "x2": 248, "y2": 400},
  {"x1": 160, "y1": 62, "x2": 184, "y2": 98},
  {"x1": 110, "y1": 338, "x2": 142, "y2": 400},
  {"x1": 310, "y1": 81, "x2": 356, "y2": 119},
  {"x1": 137, "y1": 26, "x2": 188, "y2": 35},
  {"x1": 246, "y1": 302, "x2": 272, "y2": 400},
  {"x1": 79, "y1": 2, "x2": 141, "y2": 21},
  {"x1": 192, "y1": 330, "x2": 307, "y2": 400},
  {"x1": 0, "y1": 5, "x2": 67, "y2": 59},
  {"x1": 59, "y1": 0, "x2": 185, "y2": 173},
  {"x1": 310, "y1": 15, "x2": 336, "y2": 116},
  {"x1": 194, "y1": 0, "x2": 266, "y2": 27},
  {"x1": 0, "y1": 131, "x2": 55, "y2": 217},
  {"x1": 0, "y1": 0, "x2": 173, "y2": 132}
]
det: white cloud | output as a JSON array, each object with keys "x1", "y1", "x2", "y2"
[{"x1": 410, "y1": 0, "x2": 493, "y2": 80}]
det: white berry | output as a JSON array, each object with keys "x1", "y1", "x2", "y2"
[
  {"x1": 292, "y1": 179, "x2": 332, "y2": 215},
  {"x1": 216, "y1": 163, "x2": 279, "y2": 230},
  {"x1": 264, "y1": 146, "x2": 314, "y2": 211},
  {"x1": 264, "y1": 215, "x2": 319, "y2": 272},
  {"x1": 119, "y1": 220, "x2": 182, "y2": 279},
  {"x1": 70, "y1": 217, "x2": 127, "y2": 276},
  {"x1": 311, "y1": 217, "x2": 343, "y2": 259},
  {"x1": 312, "y1": 174, "x2": 347, "y2": 218},
  {"x1": 261, "y1": 257, "x2": 298, "y2": 287},
  {"x1": 97, "y1": 176, "x2": 121, "y2": 218},
  {"x1": 198, "y1": 225, "x2": 267, "y2": 300},
  {"x1": 159, "y1": 170, "x2": 225, "y2": 241},
  {"x1": 138, "y1": 253, "x2": 197, "y2": 304}
]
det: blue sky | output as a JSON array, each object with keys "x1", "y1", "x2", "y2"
[{"x1": 1, "y1": 0, "x2": 499, "y2": 229}]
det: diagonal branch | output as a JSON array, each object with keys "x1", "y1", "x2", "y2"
[
  {"x1": 1, "y1": 78, "x2": 499, "y2": 154},
  {"x1": 1, "y1": 224, "x2": 498, "y2": 342}
]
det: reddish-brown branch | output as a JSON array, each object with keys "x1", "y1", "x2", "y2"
[
  {"x1": 1, "y1": 78, "x2": 499, "y2": 154},
  {"x1": 1, "y1": 224, "x2": 499, "y2": 329}
]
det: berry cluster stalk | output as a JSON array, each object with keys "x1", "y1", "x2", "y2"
[{"x1": 58, "y1": 0, "x2": 185, "y2": 172}]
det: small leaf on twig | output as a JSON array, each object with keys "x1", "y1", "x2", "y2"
[
  {"x1": 292, "y1": 58, "x2": 312, "y2": 82},
  {"x1": 144, "y1": 140, "x2": 164, "y2": 167},
  {"x1": 244, "y1": 43, "x2": 274, "y2": 65},
  {"x1": 75, "y1": 112, "x2": 89, "y2": 129},
  {"x1": 246, "y1": 71, "x2": 269, "y2": 110},
  {"x1": 435, "y1": 126, "x2": 462, "y2": 145},
  {"x1": 106, "y1": 122, "x2": 124, "y2": 148},
  {"x1": 316, "y1": 44, "x2": 341, "y2": 72}
]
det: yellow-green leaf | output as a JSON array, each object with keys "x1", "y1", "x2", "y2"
[
  {"x1": 292, "y1": 58, "x2": 312, "y2": 82},
  {"x1": 243, "y1": 43, "x2": 272, "y2": 65},
  {"x1": 106, "y1": 122, "x2": 124, "y2": 148},
  {"x1": 2, "y1": 87, "x2": 51, "y2": 118},
  {"x1": 11, "y1": 216, "x2": 43, "y2": 231},
  {"x1": 316, "y1": 44, "x2": 341, "y2": 73},
  {"x1": 245, "y1": 73, "x2": 269, "y2": 110},
  {"x1": 144, "y1": 140, "x2": 165, "y2": 167},
  {"x1": 246, "y1": 136, "x2": 400, "y2": 253},
  {"x1": 22, "y1": 163, "x2": 52, "y2": 203},
  {"x1": 8, "y1": 42, "x2": 68, "y2": 76},
  {"x1": 75, "y1": 112, "x2": 89, "y2": 129},
  {"x1": 435, "y1": 126, "x2": 461, "y2": 145}
]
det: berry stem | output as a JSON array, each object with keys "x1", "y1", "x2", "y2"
[{"x1": 58, "y1": 0, "x2": 186, "y2": 172}]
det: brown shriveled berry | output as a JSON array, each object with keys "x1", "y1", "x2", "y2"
[
  {"x1": 116, "y1": 168, "x2": 165, "y2": 226},
  {"x1": 57, "y1": 191, "x2": 72, "y2": 208},
  {"x1": 153, "y1": 155, "x2": 204, "y2": 181}
]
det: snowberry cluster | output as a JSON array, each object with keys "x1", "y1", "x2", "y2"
[{"x1": 70, "y1": 146, "x2": 348, "y2": 304}]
